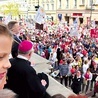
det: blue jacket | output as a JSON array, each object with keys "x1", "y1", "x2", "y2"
[{"x1": 59, "y1": 64, "x2": 69, "y2": 76}]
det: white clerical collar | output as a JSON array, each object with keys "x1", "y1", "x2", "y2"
[
  {"x1": 17, "y1": 55, "x2": 28, "y2": 60},
  {"x1": 77, "y1": 76, "x2": 81, "y2": 78}
]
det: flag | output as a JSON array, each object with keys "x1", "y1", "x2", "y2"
[
  {"x1": 73, "y1": 17, "x2": 78, "y2": 27},
  {"x1": 73, "y1": 17, "x2": 79, "y2": 30},
  {"x1": 70, "y1": 27, "x2": 81, "y2": 39},
  {"x1": 34, "y1": 7, "x2": 45, "y2": 24},
  {"x1": 35, "y1": 23, "x2": 43, "y2": 30},
  {"x1": 91, "y1": 20, "x2": 96, "y2": 28},
  {"x1": 3, "y1": 14, "x2": 12, "y2": 24}
]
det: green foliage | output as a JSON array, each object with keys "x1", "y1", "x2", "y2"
[{"x1": 3, "y1": 2, "x2": 20, "y2": 16}]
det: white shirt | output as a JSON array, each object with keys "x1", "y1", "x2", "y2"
[
  {"x1": 17, "y1": 55, "x2": 28, "y2": 60},
  {"x1": 82, "y1": 63, "x2": 89, "y2": 74}
]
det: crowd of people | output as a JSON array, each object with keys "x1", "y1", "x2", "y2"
[
  {"x1": 25, "y1": 21, "x2": 98, "y2": 96},
  {"x1": 26, "y1": 21, "x2": 98, "y2": 97},
  {"x1": 0, "y1": 18, "x2": 98, "y2": 98}
]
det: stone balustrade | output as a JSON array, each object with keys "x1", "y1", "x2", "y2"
[{"x1": 30, "y1": 53, "x2": 75, "y2": 98}]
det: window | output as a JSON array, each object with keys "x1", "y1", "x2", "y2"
[
  {"x1": 66, "y1": 0, "x2": 69, "y2": 8},
  {"x1": 51, "y1": 0, "x2": 54, "y2": 2},
  {"x1": 46, "y1": 0, "x2": 49, "y2": 3},
  {"x1": 59, "y1": 0, "x2": 61, "y2": 8},
  {"x1": 95, "y1": 0, "x2": 98, "y2": 4},
  {"x1": 43, "y1": 4, "x2": 44, "y2": 8},
  {"x1": 80, "y1": 0, "x2": 85, "y2": 5},
  {"x1": 51, "y1": 4, "x2": 54, "y2": 10},
  {"x1": 74, "y1": 0, "x2": 77, "y2": 8},
  {"x1": 42, "y1": 0, "x2": 44, "y2": 2},
  {"x1": 50, "y1": 0, "x2": 54, "y2": 3},
  {"x1": 89, "y1": 0, "x2": 93, "y2": 6},
  {"x1": 47, "y1": 4, "x2": 49, "y2": 10}
]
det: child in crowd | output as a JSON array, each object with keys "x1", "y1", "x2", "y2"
[{"x1": 0, "y1": 24, "x2": 16, "y2": 98}]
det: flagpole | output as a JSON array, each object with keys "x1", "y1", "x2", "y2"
[
  {"x1": 38, "y1": 0, "x2": 39, "y2": 7},
  {"x1": 90, "y1": 0, "x2": 93, "y2": 25}
]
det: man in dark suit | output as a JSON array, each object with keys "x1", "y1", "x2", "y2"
[
  {"x1": 7, "y1": 21, "x2": 22, "y2": 58},
  {"x1": 71, "y1": 71, "x2": 83, "y2": 94},
  {"x1": 4, "y1": 40, "x2": 49, "y2": 98}
]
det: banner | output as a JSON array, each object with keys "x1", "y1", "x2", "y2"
[
  {"x1": 34, "y1": 7, "x2": 45, "y2": 24},
  {"x1": 3, "y1": 14, "x2": 11, "y2": 24},
  {"x1": 70, "y1": 27, "x2": 81, "y2": 39},
  {"x1": 90, "y1": 29, "x2": 98, "y2": 38},
  {"x1": 73, "y1": 17, "x2": 79, "y2": 29},
  {"x1": 58, "y1": 14, "x2": 62, "y2": 21},
  {"x1": 35, "y1": 23, "x2": 43, "y2": 30}
]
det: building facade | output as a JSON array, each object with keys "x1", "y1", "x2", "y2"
[
  {"x1": 17, "y1": 0, "x2": 56, "y2": 22},
  {"x1": 0, "y1": 0, "x2": 98, "y2": 24},
  {"x1": 16, "y1": 0, "x2": 98, "y2": 24},
  {"x1": 56, "y1": 0, "x2": 98, "y2": 25}
]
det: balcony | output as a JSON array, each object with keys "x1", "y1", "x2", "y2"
[
  {"x1": 79, "y1": 4, "x2": 85, "y2": 6},
  {"x1": 30, "y1": 53, "x2": 75, "y2": 98},
  {"x1": 93, "y1": 3, "x2": 98, "y2": 6},
  {"x1": 85, "y1": 5, "x2": 95, "y2": 10}
]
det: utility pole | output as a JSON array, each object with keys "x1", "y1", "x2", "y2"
[{"x1": 90, "y1": 0, "x2": 93, "y2": 25}]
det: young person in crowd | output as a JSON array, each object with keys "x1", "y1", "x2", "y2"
[
  {"x1": 90, "y1": 63, "x2": 98, "y2": 91},
  {"x1": 0, "y1": 24, "x2": 13, "y2": 89},
  {"x1": 82, "y1": 68, "x2": 92, "y2": 93},
  {"x1": 59, "y1": 59, "x2": 69, "y2": 87},
  {"x1": 0, "y1": 24, "x2": 17, "y2": 98},
  {"x1": 92, "y1": 76, "x2": 98, "y2": 97}
]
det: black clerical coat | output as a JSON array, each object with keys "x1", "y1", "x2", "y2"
[
  {"x1": 71, "y1": 75, "x2": 83, "y2": 94},
  {"x1": 4, "y1": 57, "x2": 48, "y2": 98},
  {"x1": 12, "y1": 35, "x2": 21, "y2": 58}
]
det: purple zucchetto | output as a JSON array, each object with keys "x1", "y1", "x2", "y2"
[{"x1": 18, "y1": 40, "x2": 33, "y2": 52}]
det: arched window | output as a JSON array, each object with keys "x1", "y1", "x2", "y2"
[
  {"x1": 66, "y1": 0, "x2": 69, "y2": 8},
  {"x1": 47, "y1": 4, "x2": 49, "y2": 10},
  {"x1": 74, "y1": 0, "x2": 77, "y2": 8},
  {"x1": 51, "y1": 4, "x2": 54, "y2": 10},
  {"x1": 89, "y1": 0, "x2": 93, "y2": 6},
  {"x1": 43, "y1": 4, "x2": 44, "y2": 8},
  {"x1": 59, "y1": 0, "x2": 61, "y2": 8}
]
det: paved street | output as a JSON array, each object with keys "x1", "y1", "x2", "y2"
[
  {"x1": 31, "y1": 53, "x2": 98, "y2": 98},
  {"x1": 54, "y1": 77, "x2": 98, "y2": 98}
]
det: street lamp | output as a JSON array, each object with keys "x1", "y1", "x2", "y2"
[
  {"x1": 90, "y1": 0, "x2": 93, "y2": 23},
  {"x1": 35, "y1": 0, "x2": 39, "y2": 11}
]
